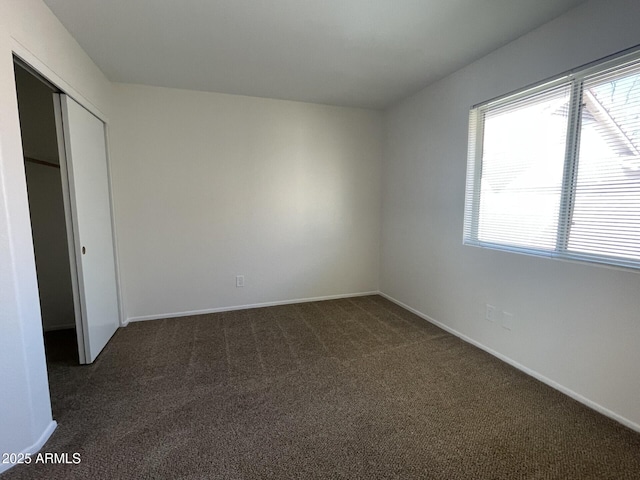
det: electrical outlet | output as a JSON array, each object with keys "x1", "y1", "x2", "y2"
[
  {"x1": 236, "y1": 275, "x2": 244, "y2": 288},
  {"x1": 502, "y1": 311, "x2": 513, "y2": 330},
  {"x1": 485, "y1": 304, "x2": 496, "y2": 322}
]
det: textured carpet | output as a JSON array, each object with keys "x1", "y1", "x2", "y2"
[{"x1": 3, "y1": 295, "x2": 640, "y2": 479}]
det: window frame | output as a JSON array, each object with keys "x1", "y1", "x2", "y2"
[{"x1": 463, "y1": 47, "x2": 640, "y2": 272}]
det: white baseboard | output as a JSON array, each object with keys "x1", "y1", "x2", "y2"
[
  {"x1": 126, "y1": 291, "x2": 379, "y2": 324},
  {"x1": 0, "y1": 420, "x2": 57, "y2": 475},
  {"x1": 378, "y1": 291, "x2": 640, "y2": 434}
]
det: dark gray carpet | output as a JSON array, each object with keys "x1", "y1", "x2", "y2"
[{"x1": 3, "y1": 295, "x2": 640, "y2": 479}]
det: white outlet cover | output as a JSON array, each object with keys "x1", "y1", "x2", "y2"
[
  {"x1": 502, "y1": 312, "x2": 513, "y2": 330},
  {"x1": 486, "y1": 304, "x2": 496, "y2": 321}
]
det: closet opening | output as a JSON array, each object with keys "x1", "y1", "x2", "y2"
[{"x1": 14, "y1": 61, "x2": 80, "y2": 381}]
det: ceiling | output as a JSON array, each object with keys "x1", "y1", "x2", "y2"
[{"x1": 43, "y1": 0, "x2": 587, "y2": 109}]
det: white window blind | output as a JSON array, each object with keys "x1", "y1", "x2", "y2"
[{"x1": 464, "y1": 50, "x2": 640, "y2": 270}]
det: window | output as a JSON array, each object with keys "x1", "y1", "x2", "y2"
[{"x1": 464, "y1": 50, "x2": 640, "y2": 270}]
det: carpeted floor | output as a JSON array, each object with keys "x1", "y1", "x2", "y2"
[{"x1": 3, "y1": 295, "x2": 640, "y2": 479}]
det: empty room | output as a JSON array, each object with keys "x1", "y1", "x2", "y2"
[{"x1": 2, "y1": 0, "x2": 640, "y2": 478}]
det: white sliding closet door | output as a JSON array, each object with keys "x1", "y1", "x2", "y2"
[{"x1": 57, "y1": 94, "x2": 119, "y2": 364}]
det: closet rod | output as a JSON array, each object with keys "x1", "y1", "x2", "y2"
[{"x1": 25, "y1": 157, "x2": 60, "y2": 169}]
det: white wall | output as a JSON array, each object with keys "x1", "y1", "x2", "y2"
[
  {"x1": 381, "y1": 0, "x2": 640, "y2": 429},
  {"x1": 110, "y1": 84, "x2": 382, "y2": 321},
  {"x1": 0, "y1": 0, "x2": 113, "y2": 470}
]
